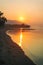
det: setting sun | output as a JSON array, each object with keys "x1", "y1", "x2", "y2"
[{"x1": 18, "y1": 16, "x2": 24, "y2": 22}]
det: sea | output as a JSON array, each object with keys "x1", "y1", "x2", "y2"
[{"x1": 7, "y1": 24, "x2": 43, "y2": 65}]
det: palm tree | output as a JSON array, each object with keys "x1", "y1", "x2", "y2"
[{"x1": 0, "y1": 11, "x2": 7, "y2": 26}]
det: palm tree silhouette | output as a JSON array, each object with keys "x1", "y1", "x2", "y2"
[{"x1": 0, "y1": 11, "x2": 7, "y2": 26}]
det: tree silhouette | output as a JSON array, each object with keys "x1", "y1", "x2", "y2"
[
  {"x1": 0, "y1": 11, "x2": 7, "y2": 26},
  {"x1": 0, "y1": 11, "x2": 3, "y2": 16}
]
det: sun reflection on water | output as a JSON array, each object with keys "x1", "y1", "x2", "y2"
[
  {"x1": 19, "y1": 32, "x2": 22, "y2": 47},
  {"x1": 6, "y1": 29, "x2": 23, "y2": 47}
]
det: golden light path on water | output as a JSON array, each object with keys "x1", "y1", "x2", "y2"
[
  {"x1": 6, "y1": 29, "x2": 23, "y2": 47},
  {"x1": 19, "y1": 32, "x2": 22, "y2": 46},
  {"x1": 6, "y1": 29, "x2": 43, "y2": 59}
]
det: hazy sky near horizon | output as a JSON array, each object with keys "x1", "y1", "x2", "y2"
[{"x1": 0, "y1": 0, "x2": 43, "y2": 24}]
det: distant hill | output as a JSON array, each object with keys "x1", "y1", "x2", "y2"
[{"x1": 6, "y1": 20, "x2": 22, "y2": 24}]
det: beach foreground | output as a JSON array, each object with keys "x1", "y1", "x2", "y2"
[{"x1": 0, "y1": 27, "x2": 36, "y2": 65}]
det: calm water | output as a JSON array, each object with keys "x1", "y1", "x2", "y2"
[{"x1": 7, "y1": 28, "x2": 43, "y2": 65}]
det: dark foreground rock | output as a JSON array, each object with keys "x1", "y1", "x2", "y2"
[{"x1": 0, "y1": 28, "x2": 36, "y2": 65}]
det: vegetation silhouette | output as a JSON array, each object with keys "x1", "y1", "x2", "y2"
[{"x1": 0, "y1": 11, "x2": 7, "y2": 27}]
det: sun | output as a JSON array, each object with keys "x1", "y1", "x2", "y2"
[{"x1": 18, "y1": 16, "x2": 24, "y2": 22}]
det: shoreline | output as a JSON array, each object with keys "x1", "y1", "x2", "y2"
[{"x1": 0, "y1": 26, "x2": 36, "y2": 65}]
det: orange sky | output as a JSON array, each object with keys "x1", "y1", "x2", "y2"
[{"x1": 0, "y1": 0, "x2": 43, "y2": 24}]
